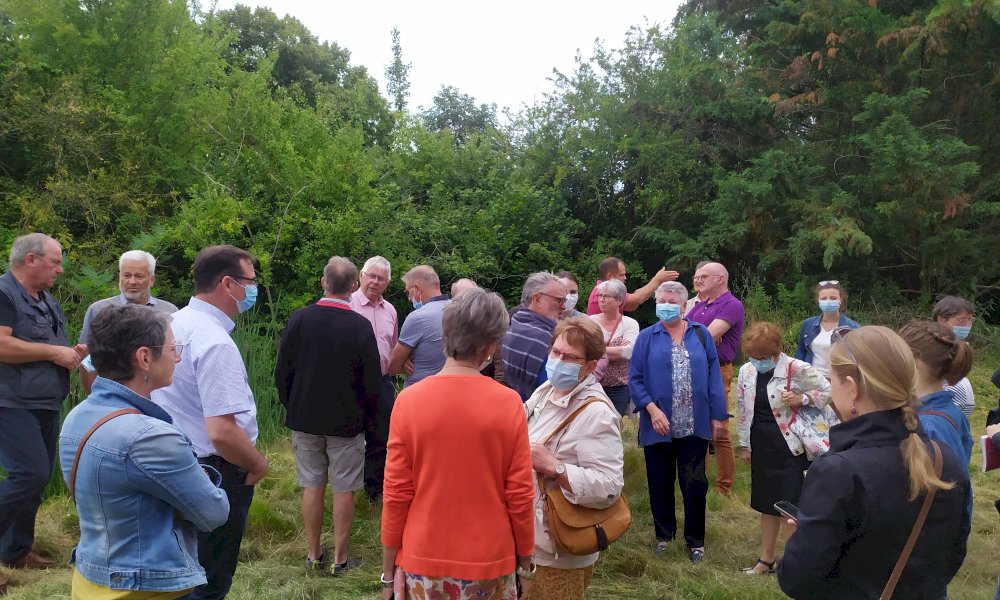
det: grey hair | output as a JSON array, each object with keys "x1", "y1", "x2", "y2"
[
  {"x1": 362, "y1": 255, "x2": 391, "y2": 281},
  {"x1": 9, "y1": 233, "x2": 57, "y2": 266},
  {"x1": 402, "y1": 265, "x2": 440, "y2": 287},
  {"x1": 656, "y1": 281, "x2": 689, "y2": 302},
  {"x1": 520, "y1": 271, "x2": 561, "y2": 306},
  {"x1": 323, "y1": 256, "x2": 359, "y2": 295},
  {"x1": 450, "y1": 278, "x2": 478, "y2": 298},
  {"x1": 443, "y1": 288, "x2": 510, "y2": 361},
  {"x1": 596, "y1": 279, "x2": 627, "y2": 303},
  {"x1": 119, "y1": 250, "x2": 156, "y2": 273}
]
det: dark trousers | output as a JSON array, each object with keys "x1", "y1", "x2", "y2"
[
  {"x1": 180, "y1": 457, "x2": 255, "y2": 600},
  {"x1": 644, "y1": 436, "x2": 709, "y2": 549},
  {"x1": 603, "y1": 385, "x2": 631, "y2": 417},
  {"x1": 364, "y1": 377, "x2": 395, "y2": 500},
  {"x1": 0, "y1": 408, "x2": 59, "y2": 563}
]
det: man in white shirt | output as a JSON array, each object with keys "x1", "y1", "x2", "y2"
[{"x1": 152, "y1": 245, "x2": 268, "y2": 600}]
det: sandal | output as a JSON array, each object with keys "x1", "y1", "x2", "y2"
[{"x1": 741, "y1": 558, "x2": 776, "y2": 574}]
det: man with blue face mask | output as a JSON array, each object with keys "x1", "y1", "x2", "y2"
[
  {"x1": 388, "y1": 265, "x2": 450, "y2": 388},
  {"x1": 152, "y1": 245, "x2": 267, "y2": 600}
]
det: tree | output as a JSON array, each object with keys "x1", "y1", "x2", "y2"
[{"x1": 385, "y1": 27, "x2": 410, "y2": 112}]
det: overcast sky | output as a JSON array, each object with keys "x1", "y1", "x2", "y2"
[{"x1": 212, "y1": 0, "x2": 684, "y2": 113}]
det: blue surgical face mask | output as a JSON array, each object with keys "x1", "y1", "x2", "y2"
[
  {"x1": 411, "y1": 299, "x2": 423, "y2": 310},
  {"x1": 546, "y1": 357, "x2": 582, "y2": 390},
  {"x1": 749, "y1": 357, "x2": 776, "y2": 373},
  {"x1": 655, "y1": 303, "x2": 681, "y2": 323},
  {"x1": 818, "y1": 299, "x2": 840, "y2": 314},
  {"x1": 952, "y1": 325, "x2": 971, "y2": 340},
  {"x1": 236, "y1": 283, "x2": 258, "y2": 314}
]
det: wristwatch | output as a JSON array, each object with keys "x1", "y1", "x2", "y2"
[
  {"x1": 516, "y1": 561, "x2": 536, "y2": 580},
  {"x1": 380, "y1": 572, "x2": 393, "y2": 589},
  {"x1": 554, "y1": 463, "x2": 566, "y2": 477}
]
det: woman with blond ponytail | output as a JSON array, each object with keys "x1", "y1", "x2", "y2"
[{"x1": 778, "y1": 326, "x2": 970, "y2": 600}]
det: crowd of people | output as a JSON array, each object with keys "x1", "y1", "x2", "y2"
[{"x1": 0, "y1": 231, "x2": 994, "y2": 599}]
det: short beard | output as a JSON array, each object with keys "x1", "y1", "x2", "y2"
[{"x1": 121, "y1": 288, "x2": 150, "y2": 304}]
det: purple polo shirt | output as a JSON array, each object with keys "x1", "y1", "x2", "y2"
[
  {"x1": 688, "y1": 291, "x2": 744, "y2": 364},
  {"x1": 349, "y1": 289, "x2": 398, "y2": 374}
]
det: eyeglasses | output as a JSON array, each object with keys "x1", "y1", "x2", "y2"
[
  {"x1": 831, "y1": 327, "x2": 865, "y2": 390},
  {"x1": 596, "y1": 294, "x2": 620, "y2": 301},
  {"x1": 819, "y1": 280, "x2": 839, "y2": 286},
  {"x1": 362, "y1": 271, "x2": 389, "y2": 283},
  {"x1": 150, "y1": 342, "x2": 186, "y2": 358},
  {"x1": 693, "y1": 274, "x2": 720, "y2": 281},
  {"x1": 538, "y1": 292, "x2": 567, "y2": 306},
  {"x1": 946, "y1": 315, "x2": 975, "y2": 327},
  {"x1": 227, "y1": 274, "x2": 257, "y2": 285},
  {"x1": 550, "y1": 348, "x2": 586, "y2": 363}
]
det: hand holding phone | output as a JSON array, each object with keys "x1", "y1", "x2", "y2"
[{"x1": 774, "y1": 500, "x2": 799, "y2": 522}]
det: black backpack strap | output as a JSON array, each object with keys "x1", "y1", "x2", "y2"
[{"x1": 693, "y1": 323, "x2": 709, "y2": 354}]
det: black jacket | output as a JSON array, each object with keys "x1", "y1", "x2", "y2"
[
  {"x1": 778, "y1": 408, "x2": 971, "y2": 600},
  {"x1": 274, "y1": 302, "x2": 382, "y2": 437}
]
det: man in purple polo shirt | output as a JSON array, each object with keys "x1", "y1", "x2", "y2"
[
  {"x1": 687, "y1": 261, "x2": 744, "y2": 496},
  {"x1": 348, "y1": 256, "x2": 398, "y2": 502},
  {"x1": 585, "y1": 256, "x2": 678, "y2": 316}
]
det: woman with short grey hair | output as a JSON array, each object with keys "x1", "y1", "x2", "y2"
[
  {"x1": 381, "y1": 288, "x2": 535, "y2": 600},
  {"x1": 590, "y1": 279, "x2": 640, "y2": 416}
]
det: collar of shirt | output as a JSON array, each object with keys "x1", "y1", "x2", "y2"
[
  {"x1": 426, "y1": 294, "x2": 450, "y2": 304},
  {"x1": 187, "y1": 297, "x2": 236, "y2": 333},
  {"x1": 91, "y1": 376, "x2": 174, "y2": 423},
  {"x1": 115, "y1": 293, "x2": 158, "y2": 307},
  {"x1": 351, "y1": 290, "x2": 384, "y2": 308},
  {"x1": 317, "y1": 297, "x2": 352, "y2": 309}
]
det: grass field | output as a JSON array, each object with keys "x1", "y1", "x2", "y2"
[{"x1": 4, "y1": 362, "x2": 999, "y2": 599}]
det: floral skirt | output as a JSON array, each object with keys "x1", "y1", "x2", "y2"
[{"x1": 394, "y1": 568, "x2": 517, "y2": 600}]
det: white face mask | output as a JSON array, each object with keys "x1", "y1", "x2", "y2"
[{"x1": 564, "y1": 292, "x2": 579, "y2": 313}]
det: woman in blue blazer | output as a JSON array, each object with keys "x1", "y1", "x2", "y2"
[{"x1": 794, "y1": 281, "x2": 859, "y2": 378}]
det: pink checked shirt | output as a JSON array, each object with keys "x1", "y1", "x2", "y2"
[{"x1": 349, "y1": 290, "x2": 398, "y2": 374}]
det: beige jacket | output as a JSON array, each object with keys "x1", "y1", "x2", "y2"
[{"x1": 525, "y1": 375, "x2": 624, "y2": 569}]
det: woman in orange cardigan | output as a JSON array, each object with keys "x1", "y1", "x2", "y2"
[{"x1": 380, "y1": 288, "x2": 536, "y2": 600}]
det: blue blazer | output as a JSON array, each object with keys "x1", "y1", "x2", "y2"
[
  {"x1": 794, "y1": 314, "x2": 860, "y2": 364},
  {"x1": 629, "y1": 320, "x2": 728, "y2": 447}
]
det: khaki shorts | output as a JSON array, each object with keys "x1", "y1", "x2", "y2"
[{"x1": 290, "y1": 431, "x2": 365, "y2": 492}]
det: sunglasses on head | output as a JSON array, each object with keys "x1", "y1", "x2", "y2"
[{"x1": 819, "y1": 280, "x2": 839, "y2": 286}]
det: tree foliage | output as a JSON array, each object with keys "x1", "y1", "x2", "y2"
[{"x1": 0, "y1": 0, "x2": 996, "y2": 327}]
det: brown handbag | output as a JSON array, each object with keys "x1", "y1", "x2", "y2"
[{"x1": 538, "y1": 397, "x2": 632, "y2": 555}]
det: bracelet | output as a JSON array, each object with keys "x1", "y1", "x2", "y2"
[
  {"x1": 516, "y1": 561, "x2": 536, "y2": 580},
  {"x1": 380, "y1": 572, "x2": 394, "y2": 588}
]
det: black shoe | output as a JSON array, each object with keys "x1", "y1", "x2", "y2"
[{"x1": 331, "y1": 557, "x2": 361, "y2": 577}]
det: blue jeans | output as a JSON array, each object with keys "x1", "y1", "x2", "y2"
[
  {"x1": 180, "y1": 457, "x2": 255, "y2": 600},
  {"x1": 364, "y1": 377, "x2": 396, "y2": 500},
  {"x1": 0, "y1": 408, "x2": 59, "y2": 563},
  {"x1": 603, "y1": 385, "x2": 631, "y2": 417}
]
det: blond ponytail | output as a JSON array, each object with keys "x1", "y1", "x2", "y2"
[{"x1": 899, "y1": 403, "x2": 954, "y2": 500}]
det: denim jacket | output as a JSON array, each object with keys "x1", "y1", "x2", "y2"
[
  {"x1": 59, "y1": 378, "x2": 230, "y2": 592},
  {"x1": 794, "y1": 314, "x2": 860, "y2": 364}
]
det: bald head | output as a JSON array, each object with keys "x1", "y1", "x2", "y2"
[
  {"x1": 693, "y1": 261, "x2": 729, "y2": 299},
  {"x1": 451, "y1": 278, "x2": 478, "y2": 298}
]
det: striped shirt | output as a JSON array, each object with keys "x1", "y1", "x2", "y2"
[{"x1": 501, "y1": 309, "x2": 556, "y2": 401}]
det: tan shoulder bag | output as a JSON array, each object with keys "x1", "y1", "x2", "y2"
[{"x1": 538, "y1": 397, "x2": 631, "y2": 555}]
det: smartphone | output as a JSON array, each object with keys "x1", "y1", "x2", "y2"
[{"x1": 774, "y1": 500, "x2": 799, "y2": 521}]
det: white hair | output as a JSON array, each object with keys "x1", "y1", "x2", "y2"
[
  {"x1": 119, "y1": 250, "x2": 156, "y2": 274},
  {"x1": 597, "y1": 279, "x2": 627, "y2": 303},
  {"x1": 520, "y1": 271, "x2": 561, "y2": 306},
  {"x1": 362, "y1": 255, "x2": 391, "y2": 281},
  {"x1": 656, "y1": 281, "x2": 689, "y2": 302},
  {"x1": 10, "y1": 233, "x2": 57, "y2": 266}
]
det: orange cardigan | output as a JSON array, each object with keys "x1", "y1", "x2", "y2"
[{"x1": 381, "y1": 375, "x2": 535, "y2": 580}]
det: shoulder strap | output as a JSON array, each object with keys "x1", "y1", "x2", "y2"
[
  {"x1": 693, "y1": 324, "x2": 708, "y2": 354},
  {"x1": 541, "y1": 397, "x2": 607, "y2": 446},
  {"x1": 70, "y1": 408, "x2": 142, "y2": 502},
  {"x1": 921, "y1": 409, "x2": 959, "y2": 433},
  {"x1": 880, "y1": 441, "x2": 943, "y2": 600},
  {"x1": 786, "y1": 361, "x2": 794, "y2": 392}
]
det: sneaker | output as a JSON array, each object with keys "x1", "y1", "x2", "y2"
[
  {"x1": 653, "y1": 540, "x2": 671, "y2": 556},
  {"x1": 689, "y1": 548, "x2": 705, "y2": 564},
  {"x1": 305, "y1": 547, "x2": 331, "y2": 573},
  {"x1": 331, "y1": 557, "x2": 361, "y2": 577}
]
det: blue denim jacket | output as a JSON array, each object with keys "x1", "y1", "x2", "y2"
[
  {"x1": 59, "y1": 378, "x2": 230, "y2": 592},
  {"x1": 794, "y1": 313, "x2": 860, "y2": 364}
]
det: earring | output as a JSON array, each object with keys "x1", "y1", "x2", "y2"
[
  {"x1": 144, "y1": 373, "x2": 150, "y2": 384},
  {"x1": 850, "y1": 403, "x2": 857, "y2": 415}
]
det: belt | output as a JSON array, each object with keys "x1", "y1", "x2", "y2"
[{"x1": 198, "y1": 454, "x2": 236, "y2": 469}]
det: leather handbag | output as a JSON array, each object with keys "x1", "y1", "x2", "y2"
[
  {"x1": 538, "y1": 397, "x2": 632, "y2": 555},
  {"x1": 880, "y1": 441, "x2": 943, "y2": 599}
]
